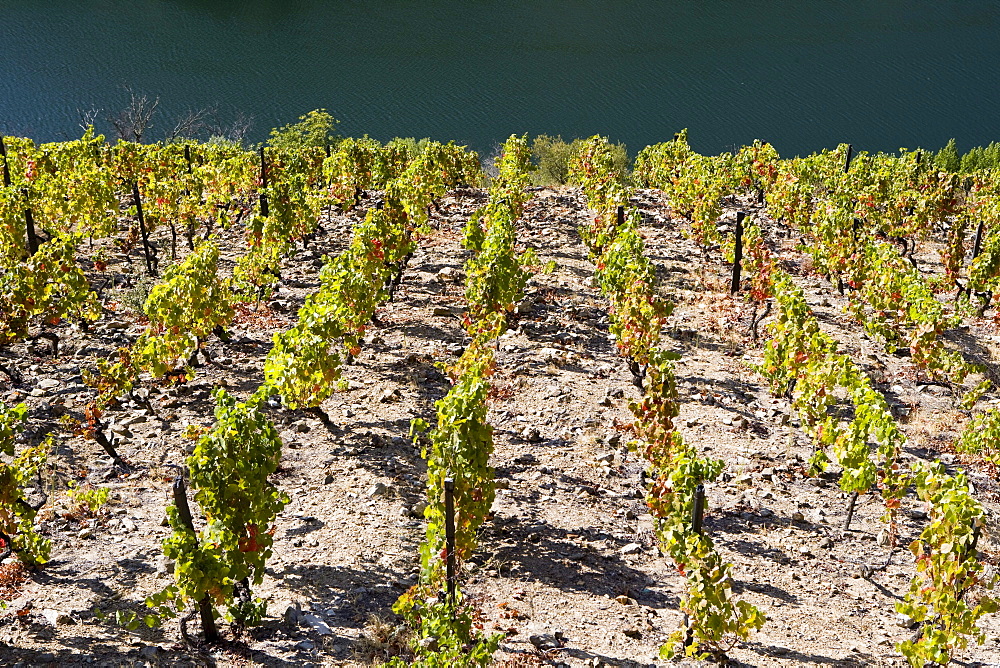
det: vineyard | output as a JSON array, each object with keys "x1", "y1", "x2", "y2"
[{"x1": 0, "y1": 126, "x2": 998, "y2": 667}]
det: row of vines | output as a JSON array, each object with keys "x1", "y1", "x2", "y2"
[
  {"x1": 634, "y1": 131, "x2": 999, "y2": 665},
  {"x1": 1, "y1": 120, "x2": 999, "y2": 665},
  {"x1": 0, "y1": 129, "x2": 486, "y2": 645}
]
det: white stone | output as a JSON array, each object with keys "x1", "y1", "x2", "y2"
[{"x1": 300, "y1": 613, "x2": 333, "y2": 636}]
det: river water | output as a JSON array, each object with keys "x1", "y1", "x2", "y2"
[{"x1": 2, "y1": 1, "x2": 999, "y2": 157}]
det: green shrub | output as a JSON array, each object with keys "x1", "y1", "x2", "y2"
[
  {"x1": 267, "y1": 109, "x2": 341, "y2": 150},
  {"x1": 960, "y1": 141, "x2": 1000, "y2": 173},
  {"x1": 531, "y1": 134, "x2": 630, "y2": 186},
  {"x1": 386, "y1": 136, "x2": 431, "y2": 155},
  {"x1": 531, "y1": 134, "x2": 577, "y2": 185},
  {"x1": 204, "y1": 136, "x2": 245, "y2": 150},
  {"x1": 934, "y1": 138, "x2": 961, "y2": 173},
  {"x1": 66, "y1": 482, "x2": 110, "y2": 516},
  {"x1": 928, "y1": 138, "x2": 1000, "y2": 174}
]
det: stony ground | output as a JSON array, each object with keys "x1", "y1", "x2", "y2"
[{"x1": 0, "y1": 185, "x2": 998, "y2": 667}]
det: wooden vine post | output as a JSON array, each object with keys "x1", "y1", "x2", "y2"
[
  {"x1": 837, "y1": 143, "x2": 854, "y2": 296},
  {"x1": 444, "y1": 477, "x2": 457, "y2": 606},
  {"x1": 691, "y1": 483, "x2": 706, "y2": 536},
  {"x1": 730, "y1": 211, "x2": 745, "y2": 294},
  {"x1": 959, "y1": 220, "x2": 987, "y2": 301},
  {"x1": 757, "y1": 146, "x2": 768, "y2": 204},
  {"x1": 683, "y1": 483, "x2": 708, "y2": 649},
  {"x1": 843, "y1": 491, "x2": 859, "y2": 531},
  {"x1": 0, "y1": 136, "x2": 10, "y2": 186},
  {"x1": 259, "y1": 145, "x2": 269, "y2": 217},
  {"x1": 23, "y1": 191, "x2": 38, "y2": 256},
  {"x1": 172, "y1": 474, "x2": 219, "y2": 643},
  {"x1": 175, "y1": 144, "x2": 195, "y2": 258},
  {"x1": 91, "y1": 418, "x2": 126, "y2": 470},
  {"x1": 131, "y1": 181, "x2": 156, "y2": 276},
  {"x1": 0, "y1": 137, "x2": 39, "y2": 256},
  {"x1": 972, "y1": 220, "x2": 986, "y2": 261}
]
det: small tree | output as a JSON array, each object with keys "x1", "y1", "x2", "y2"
[
  {"x1": 109, "y1": 86, "x2": 159, "y2": 143},
  {"x1": 934, "y1": 138, "x2": 961, "y2": 173},
  {"x1": 530, "y1": 134, "x2": 577, "y2": 185},
  {"x1": 267, "y1": 109, "x2": 341, "y2": 150},
  {"x1": 544, "y1": 135, "x2": 629, "y2": 187}
]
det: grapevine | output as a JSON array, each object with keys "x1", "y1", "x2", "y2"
[{"x1": 576, "y1": 135, "x2": 765, "y2": 659}]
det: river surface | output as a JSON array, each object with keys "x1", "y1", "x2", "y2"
[{"x1": 2, "y1": 1, "x2": 999, "y2": 157}]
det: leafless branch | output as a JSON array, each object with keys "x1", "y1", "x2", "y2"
[
  {"x1": 109, "y1": 86, "x2": 160, "y2": 143},
  {"x1": 77, "y1": 107, "x2": 102, "y2": 133},
  {"x1": 209, "y1": 111, "x2": 254, "y2": 145},
  {"x1": 166, "y1": 106, "x2": 215, "y2": 142}
]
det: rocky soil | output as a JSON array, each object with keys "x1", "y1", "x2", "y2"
[{"x1": 0, "y1": 186, "x2": 998, "y2": 667}]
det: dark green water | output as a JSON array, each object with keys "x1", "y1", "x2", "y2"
[{"x1": 2, "y1": 1, "x2": 999, "y2": 156}]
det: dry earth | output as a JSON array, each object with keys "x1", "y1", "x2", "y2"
[{"x1": 0, "y1": 185, "x2": 998, "y2": 667}]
